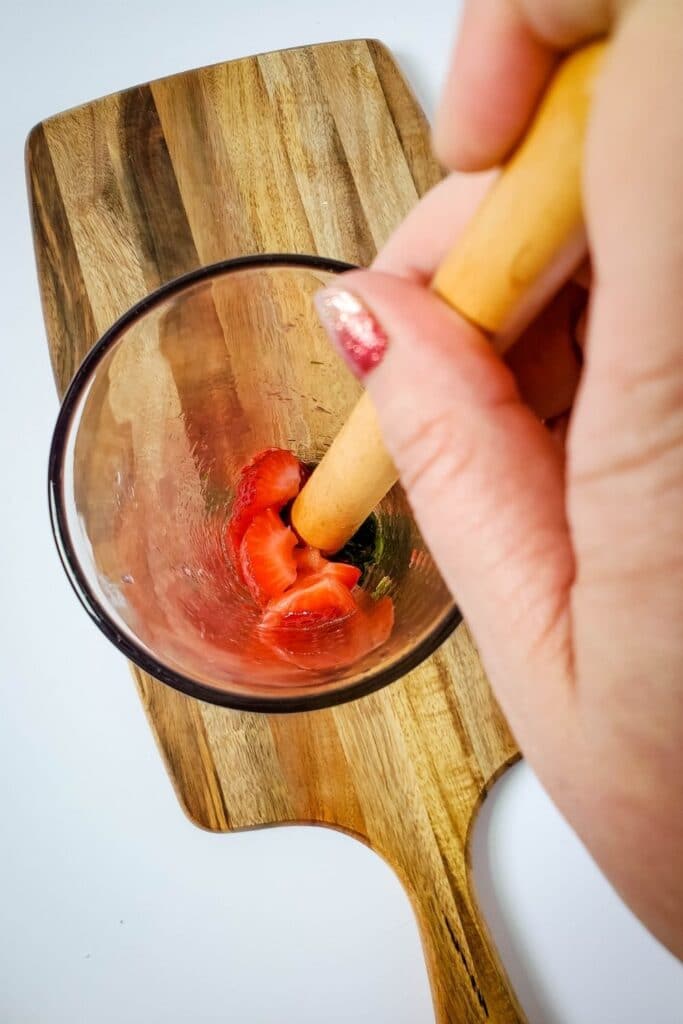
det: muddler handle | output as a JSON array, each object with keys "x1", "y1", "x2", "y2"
[{"x1": 292, "y1": 41, "x2": 606, "y2": 553}]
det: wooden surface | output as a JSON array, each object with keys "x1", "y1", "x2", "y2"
[{"x1": 27, "y1": 40, "x2": 523, "y2": 1022}]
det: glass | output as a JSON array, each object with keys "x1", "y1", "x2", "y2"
[{"x1": 49, "y1": 256, "x2": 459, "y2": 711}]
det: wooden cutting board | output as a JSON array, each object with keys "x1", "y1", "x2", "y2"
[{"x1": 27, "y1": 40, "x2": 523, "y2": 1023}]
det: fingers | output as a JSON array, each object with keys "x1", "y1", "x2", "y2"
[
  {"x1": 567, "y1": 2, "x2": 683, "y2": 660},
  {"x1": 322, "y1": 268, "x2": 575, "y2": 743},
  {"x1": 435, "y1": 0, "x2": 556, "y2": 170},
  {"x1": 559, "y1": 8, "x2": 683, "y2": 952},
  {"x1": 374, "y1": 170, "x2": 585, "y2": 421},
  {"x1": 372, "y1": 170, "x2": 496, "y2": 281},
  {"x1": 435, "y1": 0, "x2": 614, "y2": 171}
]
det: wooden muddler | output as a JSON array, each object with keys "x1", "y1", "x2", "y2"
[{"x1": 292, "y1": 41, "x2": 606, "y2": 553}]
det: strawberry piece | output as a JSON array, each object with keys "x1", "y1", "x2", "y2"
[
  {"x1": 324, "y1": 561, "x2": 362, "y2": 590},
  {"x1": 240, "y1": 509, "x2": 298, "y2": 605},
  {"x1": 264, "y1": 573, "x2": 358, "y2": 621},
  {"x1": 293, "y1": 546, "x2": 361, "y2": 590},
  {"x1": 259, "y1": 575, "x2": 390, "y2": 670},
  {"x1": 227, "y1": 448, "x2": 303, "y2": 565},
  {"x1": 223, "y1": 446, "x2": 395, "y2": 670},
  {"x1": 293, "y1": 545, "x2": 327, "y2": 577}
]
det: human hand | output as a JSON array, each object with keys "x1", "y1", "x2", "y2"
[{"x1": 314, "y1": 1, "x2": 683, "y2": 957}]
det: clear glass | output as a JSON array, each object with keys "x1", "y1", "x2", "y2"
[{"x1": 49, "y1": 256, "x2": 459, "y2": 711}]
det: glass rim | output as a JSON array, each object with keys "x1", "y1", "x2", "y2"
[{"x1": 48, "y1": 253, "x2": 461, "y2": 714}]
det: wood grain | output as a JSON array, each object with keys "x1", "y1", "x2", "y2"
[{"x1": 28, "y1": 40, "x2": 523, "y2": 1022}]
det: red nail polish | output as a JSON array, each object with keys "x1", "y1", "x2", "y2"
[{"x1": 314, "y1": 288, "x2": 388, "y2": 377}]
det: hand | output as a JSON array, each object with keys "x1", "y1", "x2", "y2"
[{"x1": 315, "y1": 1, "x2": 683, "y2": 957}]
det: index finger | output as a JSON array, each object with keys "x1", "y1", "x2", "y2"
[
  {"x1": 435, "y1": 0, "x2": 614, "y2": 170},
  {"x1": 372, "y1": 170, "x2": 495, "y2": 280},
  {"x1": 368, "y1": 169, "x2": 584, "y2": 420}
]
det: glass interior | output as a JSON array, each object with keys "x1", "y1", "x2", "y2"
[{"x1": 50, "y1": 257, "x2": 458, "y2": 711}]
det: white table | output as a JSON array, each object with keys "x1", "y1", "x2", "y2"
[{"x1": 1, "y1": 1, "x2": 681, "y2": 1020}]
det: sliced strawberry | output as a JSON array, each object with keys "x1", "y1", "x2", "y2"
[
  {"x1": 293, "y1": 546, "x2": 361, "y2": 590},
  {"x1": 259, "y1": 575, "x2": 392, "y2": 670},
  {"x1": 293, "y1": 545, "x2": 327, "y2": 577},
  {"x1": 240, "y1": 509, "x2": 298, "y2": 605},
  {"x1": 227, "y1": 448, "x2": 303, "y2": 565},
  {"x1": 264, "y1": 573, "x2": 358, "y2": 621},
  {"x1": 324, "y1": 561, "x2": 362, "y2": 590},
  {"x1": 241, "y1": 448, "x2": 303, "y2": 507},
  {"x1": 259, "y1": 579, "x2": 357, "y2": 671},
  {"x1": 223, "y1": 446, "x2": 395, "y2": 670}
]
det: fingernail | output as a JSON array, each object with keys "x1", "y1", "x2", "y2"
[{"x1": 314, "y1": 287, "x2": 388, "y2": 378}]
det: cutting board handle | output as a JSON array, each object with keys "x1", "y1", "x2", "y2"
[{"x1": 291, "y1": 41, "x2": 606, "y2": 554}]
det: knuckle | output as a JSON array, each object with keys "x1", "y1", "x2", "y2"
[
  {"x1": 571, "y1": 349, "x2": 683, "y2": 497},
  {"x1": 571, "y1": 410, "x2": 683, "y2": 499}
]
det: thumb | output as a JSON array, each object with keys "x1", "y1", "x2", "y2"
[{"x1": 316, "y1": 270, "x2": 576, "y2": 733}]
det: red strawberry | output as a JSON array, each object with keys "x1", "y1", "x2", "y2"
[
  {"x1": 227, "y1": 448, "x2": 303, "y2": 565},
  {"x1": 293, "y1": 546, "x2": 361, "y2": 590},
  {"x1": 224, "y1": 445, "x2": 395, "y2": 670},
  {"x1": 324, "y1": 561, "x2": 362, "y2": 590},
  {"x1": 259, "y1": 575, "x2": 391, "y2": 670},
  {"x1": 264, "y1": 573, "x2": 358, "y2": 621},
  {"x1": 240, "y1": 509, "x2": 298, "y2": 605},
  {"x1": 293, "y1": 545, "x2": 327, "y2": 577}
]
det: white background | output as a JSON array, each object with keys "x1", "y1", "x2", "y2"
[{"x1": 1, "y1": 1, "x2": 681, "y2": 1021}]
